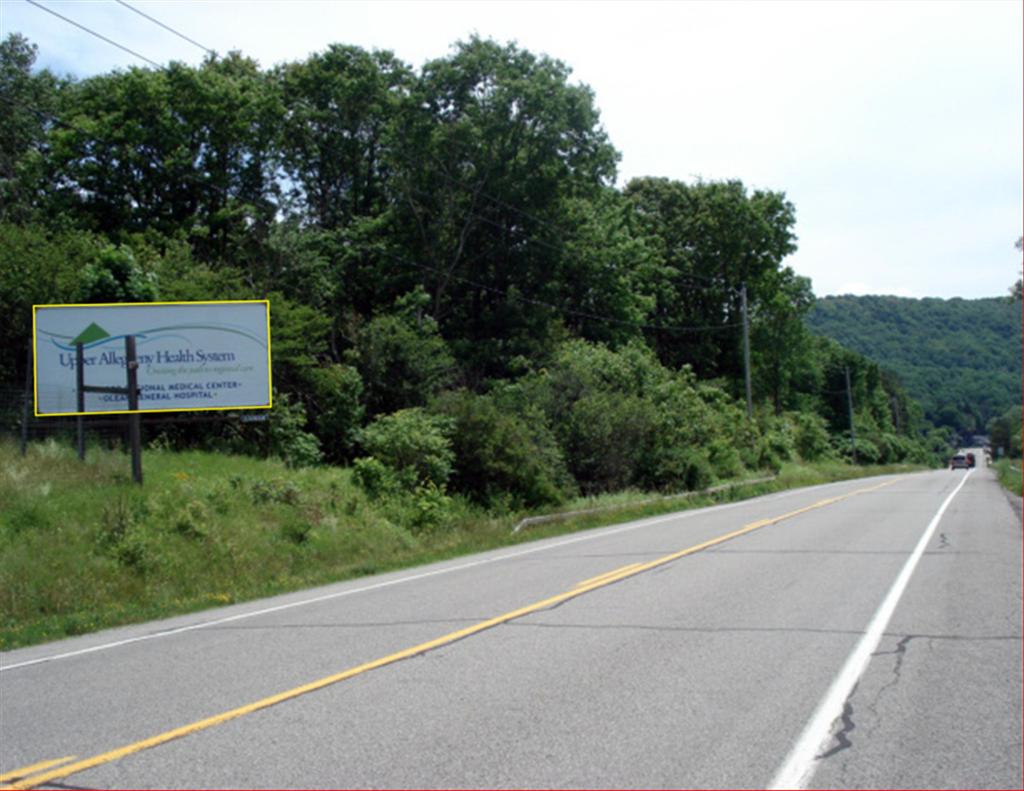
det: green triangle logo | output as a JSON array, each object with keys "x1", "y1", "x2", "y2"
[{"x1": 71, "y1": 322, "x2": 111, "y2": 346}]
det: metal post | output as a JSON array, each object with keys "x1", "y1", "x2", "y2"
[
  {"x1": 76, "y1": 342, "x2": 85, "y2": 461},
  {"x1": 125, "y1": 335, "x2": 143, "y2": 485},
  {"x1": 845, "y1": 365, "x2": 857, "y2": 463},
  {"x1": 741, "y1": 283, "x2": 753, "y2": 419}
]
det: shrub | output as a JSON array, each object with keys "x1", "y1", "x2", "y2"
[
  {"x1": 356, "y1": 408, "x2": 454, "y2": 490},
  {"x1": 305, "y1": 364, "x2": 364, "y2": 463},
  {"x1": 266, "y1": 394, "x2": 324, "y2": 468},
  {"x1": 640, "y1": 444, "x2": 714, "y2": 492},
  {"x1": 351, "y1": 457, "x2": 400, "y2": 499},
  {"x1": 790, "y1": 411, "x2": 834, "y2": 461},
  {"x1": 348, "y1": 290, "x2": 457, "y2": 417},
  {"x1": 564, "y1": 391, "x2": 659, "y2": 494},
  {"x1": 430, "y1": 390, "x2": 574, "y2": 508}
]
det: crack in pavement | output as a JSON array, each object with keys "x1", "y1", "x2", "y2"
[
  {"x1": 866, "y1": 634, "x2": 915, "y2": 731},
  {"x1": 509, "y1": 621, "x2": 868, "y2": 638},
  {"x1": 778, "y1": 630, "x2": 1017, "y2": 774},
  {"x1": 816, "y1": 699, "x2": 856, "y2": 760}
]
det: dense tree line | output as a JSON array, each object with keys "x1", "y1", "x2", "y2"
[
  {"x1": 0, "y1": 33, "x2": 941, "y2": 510},
  {"x1": 807, "y1": 294, "x2": 1022, "y2": 442}
]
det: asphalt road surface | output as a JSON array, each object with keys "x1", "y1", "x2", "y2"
[{"x1": 1, "y1": 462, "x2": 1020, "y2": 789}]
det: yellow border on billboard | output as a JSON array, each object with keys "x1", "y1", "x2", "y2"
[{"x1": 32, "y1": 299, "x2": 273, "y2": 417}]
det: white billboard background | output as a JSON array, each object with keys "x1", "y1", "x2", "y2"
[{"x1": 34, "y1": 301, "x2": 271, "y2": 416}]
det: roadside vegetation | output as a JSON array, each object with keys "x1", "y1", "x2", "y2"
[
  {"x1": 1, "y1": 34, "x2": 968, "y2": 651},
  {"x1": 0, "y1": 438, "x2": 924, "y2": 651},
  {"x1": 992, "y1": 458, "x2": 1023, "y2": 498}
]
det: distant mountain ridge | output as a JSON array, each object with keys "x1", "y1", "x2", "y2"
[{"x1": 805, "y1": 295, "x2": 1022, "y2": 436}]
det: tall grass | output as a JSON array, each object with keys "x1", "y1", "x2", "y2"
[
  {"x1": 993, "y1": 458, "x2": 1023, "y2": 497},
  {"x1": 0, "y1": 439, "x2": 924, "y2": 650}
]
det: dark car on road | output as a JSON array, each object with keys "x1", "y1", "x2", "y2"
[{"x1": 950, "y1": 453, "x2": 969, "y2": 470}]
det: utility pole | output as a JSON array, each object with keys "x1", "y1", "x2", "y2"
[
  {"x1": 741, "y1": 283, "x2": 753, "y2": 419},
  {"x1": 845, "y1": 365, "x2": 857, "y2": 463}
]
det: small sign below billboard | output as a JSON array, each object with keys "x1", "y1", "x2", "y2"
[{"x1": 33, "y1": 300, "x2": 272, "y2": 416}]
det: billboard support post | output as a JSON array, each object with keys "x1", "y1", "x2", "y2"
[
  {"x1": 76, "y1": 342, "x2": 85, "y2": 461},
  {"x1": 126, "y1": 335, "x2": 142, "y2": 484},
  {"x1": 20, "y1": 343, "x2": 32, "y2": 457},
  {"x1": 76, "y1": 336, "x2": 143, "y2": 484}
]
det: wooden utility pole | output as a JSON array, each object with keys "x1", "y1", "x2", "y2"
[
  {"x1": 741, "y1": 284, "x2": 753, "y2": 419},
  {"x1": 845, "y1": 365, "x2": 857, "y2": 463}
]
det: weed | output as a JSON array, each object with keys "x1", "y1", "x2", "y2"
[
  {"x1": 173, "y1": 499, "x2": 209, "y2": 539},
  {"x1": 97, "y1": 497, "x2": 136, "y2": 549},
  {"x1": 280, "y1": 517, "x2": 314, "y2": 545},
  {"x1": 2, "y1": 501, "x2": 54, "y2": 534},
  {"x1": 250, "y1": 478, "x2": 301, "y2": 506}
]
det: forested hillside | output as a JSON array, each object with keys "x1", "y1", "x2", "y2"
[
  {"x1": 0, "y1": 33, "x2": 943, "y2": 516},
  {"x1": 807, "y1": 295, "x2": 1022, "y2": 440}
]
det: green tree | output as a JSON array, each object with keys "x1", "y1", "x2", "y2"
[
  {"x1": 304, "y1": 363, "x2": 364, "y2": 463},
  {"x1": 0, "y1": 222, "x2": 93, "y2": 385},
  {"x1": 623, "y1": 177, "x2": 798, "y2": 385},
  {"x1": 1012, "y1": 237, "x2": 1022, "y2": 301},
  {"x1": 275, "y1": 45, "x2": 411, "y2": 229},
  {"x1": 75, "y1": 245, "x2": 159, "y2": 303},
  {"x1": 750, "y1": 267, "x2": 817, "y2": 413},
  {"x1": 347, "y1": 289, "x2": 457, "y2": 417},
  {"x1": 46, "y1": 54, "x2": 281, "y2": 264},
  {"x1": 0, "y1": 34, "x2": 60, "y2": 222},
  {"x1": 389, "y1": 36, "x2": 620, "y2": 381}
]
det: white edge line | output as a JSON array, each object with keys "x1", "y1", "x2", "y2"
[
  {"x1": 0, "y1": 475, "x2": 893, "y2": 672},
  {"x1": 767, "y1": 470, "x2": 973, "y2": 790}
]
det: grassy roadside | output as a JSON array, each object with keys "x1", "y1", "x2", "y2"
[
  {"x1": 0, "y1": 439, "x2": 927, "y2": 651},
  {"x1": 992, "y1": 458, "x2": 1023, "y2": 497}
]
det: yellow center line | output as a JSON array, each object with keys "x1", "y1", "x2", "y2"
[
  {"x1": 575, "y1": 562, "x2": 644, "y2": 588},
  {"x1": 5, "y1": 478, "x2": 896, "y2": 790},
  {"x1": 0, "y1": 757, "x2": 77, "y2": 785}
]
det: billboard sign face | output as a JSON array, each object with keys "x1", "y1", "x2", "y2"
[{"x1": 33, "y1": 300, "x2": 272, "y2": 416}]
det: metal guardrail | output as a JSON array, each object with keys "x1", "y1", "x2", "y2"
[{"x1": 511, "y1": 475, "x2": 778, "y2": 534}]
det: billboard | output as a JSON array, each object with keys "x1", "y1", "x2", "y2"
[{"x1": 33, "y1": 300, "x2": 272, "y2": 416}]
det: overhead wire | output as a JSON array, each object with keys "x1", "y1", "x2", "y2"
[
  {"x1": 112, "y1": 0, "x2": 213, "y2": 55},
  {"x1": 370, "y1": 248, "x2": 746, "y2": 335},
  {"x1": 24, "y1": 0, "x2": 164, "y2": 68},
  {"x1": 30, "y1": 0, "x2": 741, "y2": 303}
]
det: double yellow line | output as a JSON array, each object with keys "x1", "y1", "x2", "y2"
[{"x1": 1, "y1": 479, "x2": 894, "y2": 790}]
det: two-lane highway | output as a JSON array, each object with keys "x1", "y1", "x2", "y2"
[{"x1": 1, "y1": 465, "x2": 1020, "y2": 788}]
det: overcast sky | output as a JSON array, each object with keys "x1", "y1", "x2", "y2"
[{"x1": 3, "y1": 0, "x2": 1021, "y2": 299}]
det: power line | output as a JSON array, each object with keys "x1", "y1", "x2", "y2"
[
  {"x1": 29, "y1": 1, "x2": 744, "y2": 305},
  {"x1": 5, "y1": 88, "x2": 745, "y2": 340},
  {"x1": 404, "y1": 185, "x2": 739, "y2": 296},
  {"x1": 113, "y1": 0, "x2": 214, "y2": 56},
  {"x1": 25, "y1": 0, "x2": 163, "y2": 68},
  {"x1": 376, "y1": 248, "x2": 745, "y2": 336},
  {"x1": 11, "y1": 8, "x2": 748, "y2": 336}
]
